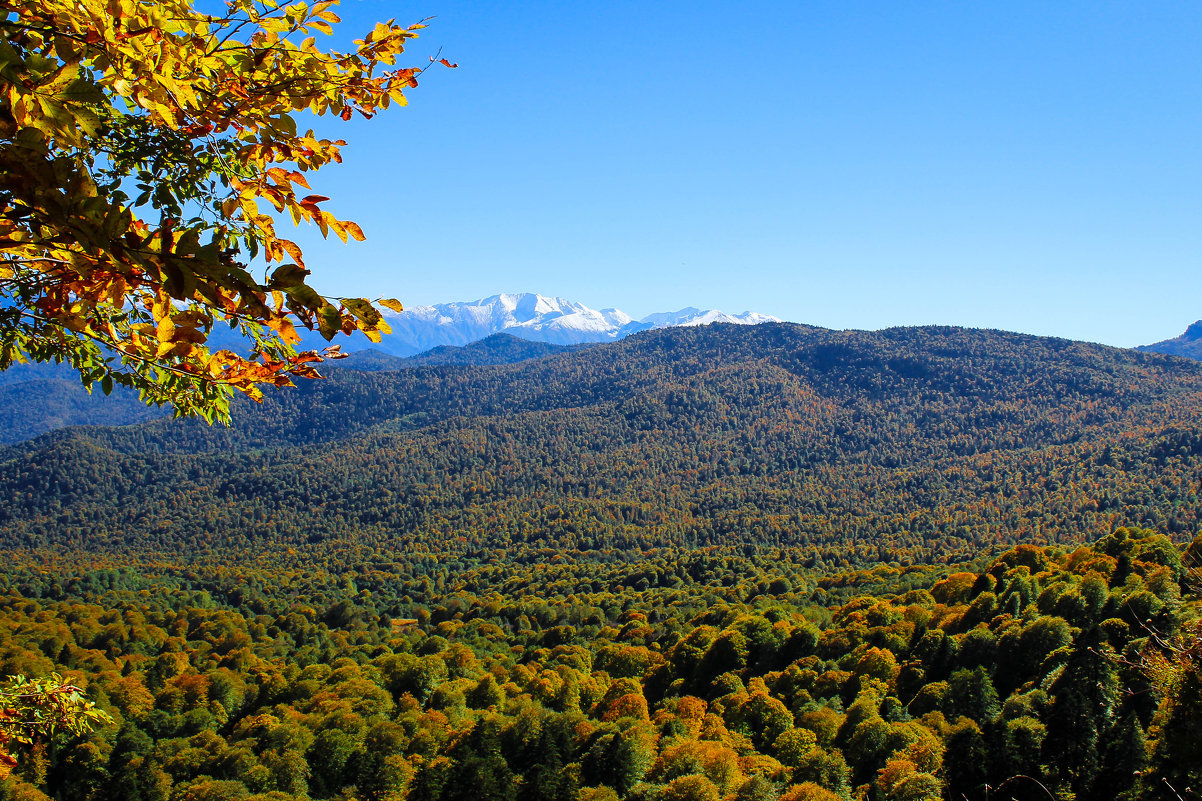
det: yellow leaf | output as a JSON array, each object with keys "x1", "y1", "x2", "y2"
[
  {"x1": 156, "y1": 315, "x2": 176, "y2": 343},
  {"x1": 277, "y1": 318, "x2": 300, "y2": 345}
]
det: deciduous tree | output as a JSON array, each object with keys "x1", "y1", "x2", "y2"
[{"x1": 0, "y1": 0, "x2": 452, "y2": 420}]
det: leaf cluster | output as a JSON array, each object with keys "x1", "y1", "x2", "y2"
[{"x1": 0, "y1": 0, "x2": 423, "y2": 421}]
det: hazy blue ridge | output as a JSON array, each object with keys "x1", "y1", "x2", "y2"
[{"x1": 1137, "y1": 321, "x2": 1202, "y2": 360}]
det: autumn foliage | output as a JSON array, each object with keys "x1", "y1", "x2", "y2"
[
  {"x1": 0, "y1": 530, "x2": 1197, "y2": 799},
  {"x1": 0, "y1": 0, "x2": 450, "y2": 420}
]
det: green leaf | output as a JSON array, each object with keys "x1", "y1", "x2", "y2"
[
  {"x1": 342, "y1": 297, "x2": 380, "y2": 327},
  {"x1": 163, "y1": 263, "x2": 189, "y2": 299},
  {"x1": 270, "y1": 263, "x2": 310, "y2": 288},
  {"x1": 61, "y1": 77, "x2": 106, "y2": 105},
  {"x1": 317, "y1": 305, "x2": 341, "y2": 341},
  {"x1": 284, "y1": 283, "x2": 323, "y2": 310},
  {"x1": 72, "y1": 104, "x2": 102, "y2": 137},
  {"x1": 277, "y1": 112, "x2": 297, "y2": 137}
]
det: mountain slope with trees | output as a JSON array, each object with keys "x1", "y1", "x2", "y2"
[
  {"x1": 3, "y1": 323, "x2": 1202, "y2": 565},
  {"x1": 0, "y1": 335, "x2": 588, "y2": 444},
  {"x1": 0, "y1": 367, "x2": 165, "y2": 444}
]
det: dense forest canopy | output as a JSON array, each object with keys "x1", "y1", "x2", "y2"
[
  {"x1": 1, "y1": 323, "x2": 1201, "y2": 799},
  {"x1": 0, "y1": 530, "x2": 1198, "y2": 800}
]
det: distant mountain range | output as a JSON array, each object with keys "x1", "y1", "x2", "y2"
[
  {"x1": 360, "y1": 293, "x2": 780, "y2": 356},
  {"x1": 206, "y1": 292, "x2": 779, "y2": 356},
  {"x1": 9, "y1": 302, "x2": 1202, "y2": 446},
  {"x1": 1137, "y1": 321, "x2": 1202, "y2": 360}
]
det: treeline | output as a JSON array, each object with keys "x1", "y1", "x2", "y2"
[{"x1": 0, "y1": 527, "x2": 1198, "y2": 800}]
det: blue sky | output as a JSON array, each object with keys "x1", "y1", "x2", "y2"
[{"x1": 287, "y1": 1, "x2": 1201, "y2": 347}]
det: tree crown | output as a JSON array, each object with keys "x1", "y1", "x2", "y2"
[{"x1": 0, "y1": 0, "x2": 446, "y2": 420}]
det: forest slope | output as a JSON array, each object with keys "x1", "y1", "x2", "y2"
[{"x1": 3, "y1": 323, "x2": 1202, "y2": 563}]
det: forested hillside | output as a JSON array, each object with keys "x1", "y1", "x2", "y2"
[
  {"x1": 2, "y1": 323, "x2": 1202, "y2": 800},
  {"x1": 3, "y1": 323, "x2": 1202, "y2": 566},
  {"x1": 0, "y1": 363, "x2": 166, "y2": 445},
  {"x1": 0, "y1": 530, "x2": 1197, "y2": 800},
  {"x1": 1138, "y1": 321, "x2": 1202, "y2": 360},
  {"x1": 0, "y1": 335, "x2": 586, "y2": 445}
]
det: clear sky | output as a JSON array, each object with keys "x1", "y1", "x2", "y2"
[{"x1": 287, "y1": 1, "x2": 1201, "y2": 348}]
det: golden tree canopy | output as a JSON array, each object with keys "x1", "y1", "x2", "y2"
[{"x1": 0, "y1": 0, "x2": 449, "y2": 420}]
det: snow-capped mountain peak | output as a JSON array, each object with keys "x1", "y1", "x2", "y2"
[
  {"x1": 366, "y1": 293, "x2": 779, "y2": 356},
  {"x1": 637, "y1": 308, "x2": 778, "y2": 330}
]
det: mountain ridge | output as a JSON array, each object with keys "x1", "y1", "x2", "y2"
[
  {"x1": 201, "y1": 291, "x2": 780, "y2": 357},
  {"x1": 0, "y1": 293, "x2": 779, "y2": 442},
  {"x1": 5, "y1": 322, "x2": 1202, "y2": 563},
  {"x1": 367, "y1": 292, "x2": 781, "y2": 355},
  {"x1": 1137, "y1": 320, "x2": 1202, "y2": 360}
]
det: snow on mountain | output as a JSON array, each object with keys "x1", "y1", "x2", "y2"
[
  {"x1": 324, "y1": 293, "x2": 780, "y2": 357},
  {"x1": 631, "y1": 308, "x2": 781, "y2": 332}
]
